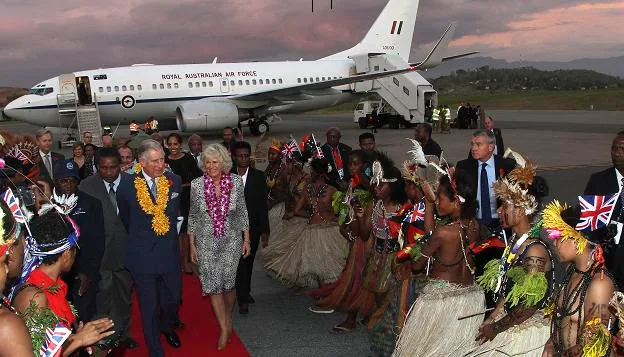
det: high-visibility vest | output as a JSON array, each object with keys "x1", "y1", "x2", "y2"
[
  {"x1": 432, "y1": 109, "x2": 440, "y2": 121},
  {"x1": 444, "y1": 109, "x2": 452, "y2": 120}
]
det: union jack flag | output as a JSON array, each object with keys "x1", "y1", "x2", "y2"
[
  {"x1": 576, "y1": 194, "x2": 617, "y2": 233},
  {"x1": 282, "y1": 138, "x2": 300, "y2": 159},
  {"x1": 404, "y1": 201, "x2": 426, "y2": 223},
  {"x1": 40, "y1": 323, "x2": 71, "y2": 357},
  {"x1": 2, "y1": 188, "x2": 26, "y2": 223}
]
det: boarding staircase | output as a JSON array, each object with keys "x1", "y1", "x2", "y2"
[
  {"x1": 350, "y1": 54, "x2": 438, "y2": 127},
  {"x1": 56, "y1": 93, "x2": 103, "y2": 146}
]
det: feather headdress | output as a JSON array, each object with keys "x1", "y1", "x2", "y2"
[
  {"x1": 371, "y1": 161, "x2": 397, "y2": 186},
  {"x1": 402, "y1": 139, "x2": 446, "y2": 190},
  {"x1": 542, "y1": 200, "x2": 588, "y2": 255},
  {"x1": 269, "y1": 138, "x2": 282, "y2": 153},
  {"x1": 494, "y1": 148, "x2": 539, "y2": 214}
]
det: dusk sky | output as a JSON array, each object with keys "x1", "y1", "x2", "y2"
[{"x1": 1, "y1": 0, "x2": 623, "y2": 87}]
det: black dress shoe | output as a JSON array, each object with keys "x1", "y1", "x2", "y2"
[
  {"x1": 122, "y1": 337, "x2": 138, "y2": 349},
  {"x1": 162, "y1": 331, "x2": 181, "y2": 348},
  {"x1": 239, "y1": 303, "x2": 249, "y2": 315},
  {"x1": 248, "y1": 295, "x2": 255, "y2": 304}
]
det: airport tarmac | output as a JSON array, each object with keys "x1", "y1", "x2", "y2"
[{"x1": 0, "y1": 110, "x2": 621, "y2": 356}]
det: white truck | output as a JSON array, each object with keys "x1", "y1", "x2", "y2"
[{"x1": 353, "y1": 99, "x2": 404, "y2": 129}]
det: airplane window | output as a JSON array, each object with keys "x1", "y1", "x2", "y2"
[
  {"x1": 188, "y1": 82, "x2": 193, "y2": 88},
  {"x1": 99, "y1": 87, "x2": 104, "y2": 93},
  {"x1": 238, "y1": 80, "x2": 243, "y2": 86},
  {"x1": 297, "y1": 78, "x2": 301, "y2": 83},
  {"x1": 130, "y1": 85, "x2": 134, "y2": 91},
  {"x1": 174, "y1": 83, "x2": 179, "y2": 89},
  {"x1": 43, "y1": 88, "x2": 53, "y2": 95},
  {"x1": 167, "y1": 83, "x2": 172, "y2": 89},
  {"x1": 278, "y1": 79, "x2": 283, "y2": 84},
  {"x1": 316, "y1": 77, "x2": 319, "y2": 82},
  {"x1": 309, "y1": 77, "x2": 313, "y2": 82},
  {"x1": 393, "y1": 78, "x2": 399, "y2": 86},
  {"x1": 272, "y1": 79, "x2": 276, "y2": 84},
  {"x1": 137, "y1": 85, "x2": 142, "y2": 90},
  {"x1": 303, "y1": 78, "x2": 307, "y2": 83},
  {"x1": 195, "y1": 82, "x2": 200, "y2": 88},
  {"x1": 322, "y1": 77, "x2": 325, "y2": 81},
  {"x1": 403, "y1": 87, "x2": 410, "y2": 95},
  {"x1": 374, "y1": 65, "x2": 379, "y2": 71},
  {"x1": 154, "y1": 84, "x2": 158, "y2": 90},
  {"x1": 209, "y1": 82, "x2": 213, "y2": 87},
  {"x1": 259, "y1": 79, "x2": 263, "y2": 85},
  {"x1": 107, "y1": 86, "x2": 111, "y2": 92},
  {"x1": 245, "y1": 80, "x2": 250, "y2": 85},
  {"x1": 230, "y1": 80, "x2": 235, "y2": 86},
  {"x1": 252, "y1": 79, "x2": 256, "y2": 85},
  {"x1": 115, "y1": 86, "x2": 119, "y2": 91},
  {"x1": 122, "y1": 85, "x2": 127, "y2": 91},
  {"x1": 159, "y1": 84, "x2": 164, "y2": 89},
  {"x1": 265, "y1": 78, "x2": 269, "y2": 84}
]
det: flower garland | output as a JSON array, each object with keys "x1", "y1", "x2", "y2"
[
  {"x1": 134, "y1": 164, "x2": 171, "y2": 236},
  {"x1": 204, "y1": 172, "x2": 233, "y2": 238}
]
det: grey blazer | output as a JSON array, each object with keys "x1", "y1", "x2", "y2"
[{"x1": 79, "y1": 172, "x2": 130, "y2": 271}]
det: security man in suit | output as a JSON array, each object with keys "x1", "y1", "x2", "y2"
[
  {"x1": 232, "y1": 141, "x2": 270, "y2": 314},
  {"x1": 79, "y1": 148, "x2": 137, "y2": 349},
  {"x1": 117, "y1": 139, "x2": 183, "y2": 357},
  {"x1": 455, "y1": 129, "x2": 515, "y2": 309},
  {"x1": 321, "y1": 127, "x2": 352, "y2": 189},
  {"x1": 484, "y1": 115, "x2": 505, "y2": 156},
  {"x1": 36, "y1": 128, "x2": 65, "y2": 186},
  {"x1": 52, "y1": 159, "x2": 105, "y2": 324},
  {"x1": 584, "y1": 130, "x2": 624, "y2": 288}
]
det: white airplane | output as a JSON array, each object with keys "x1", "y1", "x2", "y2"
[{"x1": 3, "y1": 0, "x2": 475, "y2": 136}]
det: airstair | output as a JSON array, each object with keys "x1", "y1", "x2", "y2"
[
  {"x1": 56, "y1": 92, "x2": 103, "y2": 147},
  {"x1": 350, "y1": 54, "x2": 438, "y2": 127}
]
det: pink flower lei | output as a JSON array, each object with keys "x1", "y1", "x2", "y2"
[{"x1": 204, "y1": 172, "x2": 234, "y2": 238}]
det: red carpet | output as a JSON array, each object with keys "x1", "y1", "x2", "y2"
[{"x1": 114, "y1": 274, "x2": 250, "y2": 357}]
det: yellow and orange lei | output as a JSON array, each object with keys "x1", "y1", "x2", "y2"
[{"x1": 134, "y1": 164, "x2": 170, "y2": 236}]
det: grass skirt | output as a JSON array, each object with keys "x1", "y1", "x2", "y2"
[
  {"x1": 369, "y1": 276, "x2": 427, "y2": 357},
  {"x1": 309, "y1": 238, "x2": 373, "y2": 312},
  {"x1": 264, "y1": 221, "x2": 347, "y2": 289},
  {"x1": 462, "y1": 312, "x2": 550, "y2": 357},
  {"x1": 393, "y1": 280, "x2": 485, "y2": 357},
  {"x1": 261, "y1": 215, "x2": 305, "y2": 264}
]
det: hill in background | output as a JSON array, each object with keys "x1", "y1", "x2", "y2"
[
  {"x1": 0, "y1": 87, "x2": 27, "y2": 107},
  {"x1": 423, "y1": 56, "x2": 624, "y2": 79}
]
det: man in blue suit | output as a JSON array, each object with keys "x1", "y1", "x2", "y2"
[{"x1": 117, "y1": 139, "x2": 183, "y2": 357}]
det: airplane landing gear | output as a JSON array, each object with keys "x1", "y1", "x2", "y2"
[{"x1": 249, "y1": 118, "x2": 269, "y2": 136}]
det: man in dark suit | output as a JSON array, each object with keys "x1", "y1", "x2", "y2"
[
  {"x1": 232, "y1": 141, "x2": 270, "y2": 315},
  {"x1": 117, "y1": 139, "x2": 183, "y2": 357},
  {"x1": 36, "y1": 128, "x2": 65, "y2": 186},
  {"x1": 484, "y1": 115, "x2": 505, "y2": 156},
  {"x1": 51, "y1": 160, "x2": 104, "y2": 324},
  {"x1": 584, "y1": 131, "x2": 624, "y2": 287},
  {"x1": 79, "y1": 148, "x2": 137, "y2": 349},
  {"x1": 455, "y1": 130, "x2": 515, "y2": 309},
  {"x1": 414, "y1": 123, "x2": 442, "y2": 158},
  {"x1": 321, "y1": 127, "x2": 351, "y2": 189}
]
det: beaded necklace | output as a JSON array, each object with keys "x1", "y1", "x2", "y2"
[
  {"x1": 551, "y1": 260, "x2": 610, "y2": 354},
  {"x1": 306, "y1": 181, "x2": 328, "y2": 224}
]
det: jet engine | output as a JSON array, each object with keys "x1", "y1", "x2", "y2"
[{"x1": 176, "y1": 100, "x2": 248, "y2": 132}]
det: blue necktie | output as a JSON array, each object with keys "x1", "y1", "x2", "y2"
[
  {"x1": 150, "y1": 178, "x2": 158, "y2": 199},
  {"x1": 480, "y1": 163, "x2": 492, "y2": 225}
]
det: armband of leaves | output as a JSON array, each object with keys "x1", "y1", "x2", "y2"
[
  {"x1": 20, "y1": 300, "x2": 61, "y2": 354},
  {"x1": 582, "y1": 317, "x2": 611, "y2": 357},
  {"x1": 477, "y1": 259, "x2": 502, "y2": 293}
]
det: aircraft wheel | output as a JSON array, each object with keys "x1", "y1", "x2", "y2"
[{"x1": 256, "y1": 120, "x2": 269, "y2": 135}]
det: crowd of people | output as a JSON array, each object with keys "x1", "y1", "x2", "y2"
[{"x1": 0, "y1": 119, "x2": 623, "y2": 357}]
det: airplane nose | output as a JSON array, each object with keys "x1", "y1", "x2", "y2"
[{"x1": 3, "y1": 96, "x2": 26, "y2": 120}]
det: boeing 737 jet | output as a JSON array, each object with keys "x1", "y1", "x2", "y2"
[{"x1": 3, "y1": 0, "x2": 475, "y2": 135}]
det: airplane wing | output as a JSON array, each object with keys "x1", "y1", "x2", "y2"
[{"x1": 230, "y1": 22, "x2": 461, "y2": 104}]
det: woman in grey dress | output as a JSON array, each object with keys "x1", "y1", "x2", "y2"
[{"x1": 188, "y1": 143, "x2": 250, "y2": 351}]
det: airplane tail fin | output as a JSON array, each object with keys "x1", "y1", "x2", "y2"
[{"x1": 323, "y1": 0, "x2": 419, "y2": 61}]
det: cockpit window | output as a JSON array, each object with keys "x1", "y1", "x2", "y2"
[{"x1": 28, "y1": 87, "x2": 54, "y2": 95}]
